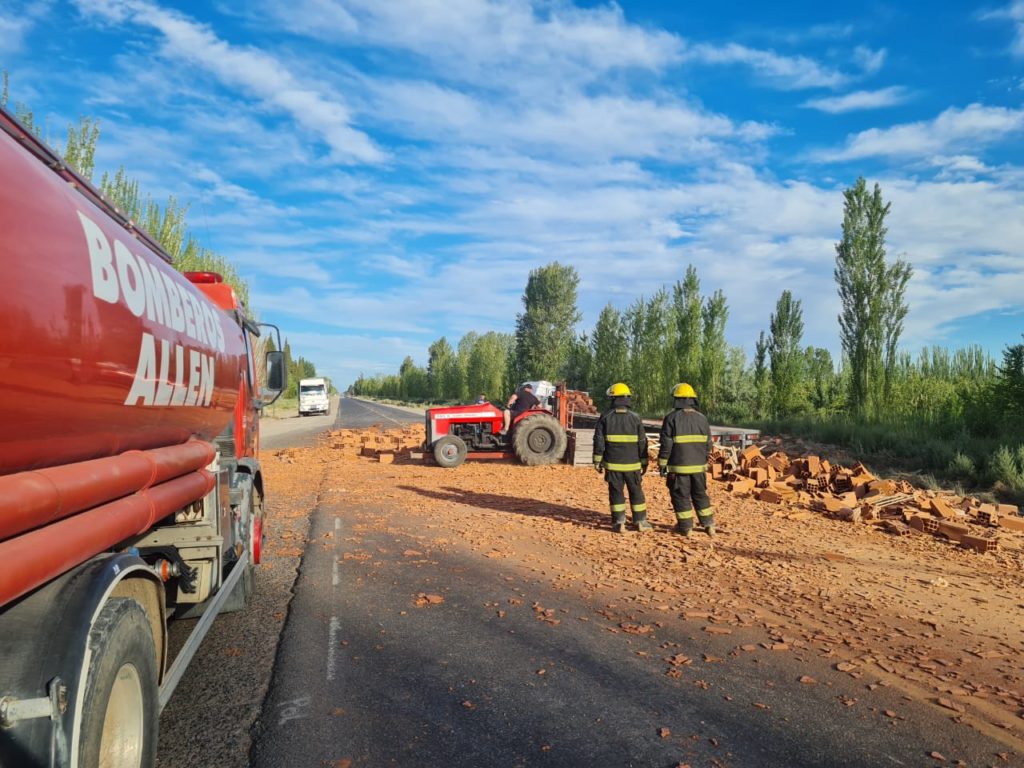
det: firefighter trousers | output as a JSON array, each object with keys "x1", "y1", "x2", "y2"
[
  {"x1": 666, "y1": 472, "x2": 713, "y2": 532},
  {"x1": 606, "y1": 470, "x2": 647, "y2": 522}
]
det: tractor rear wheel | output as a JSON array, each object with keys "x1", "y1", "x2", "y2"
[
  {"x1": 512, "y1": 414, "x2": 567, "y2": 466},
  {"x1": 433, "y1": 434, "x2": 468, "y2": 468}
]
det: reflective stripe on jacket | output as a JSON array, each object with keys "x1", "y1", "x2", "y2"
[
  {"x1": 657, "y1": 408, "x2": 711, "y2": 474},
  {"x1": 593, "y1": 408, "x2": 647, "y2": 472}
]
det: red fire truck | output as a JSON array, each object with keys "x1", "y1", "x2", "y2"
[{"x1": 0, "y1": 106, "x2": 285, "y2": 767}]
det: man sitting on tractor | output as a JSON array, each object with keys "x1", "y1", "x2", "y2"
[{"x1": 500, "y1": 383, "x2": 539, "y2": 435}]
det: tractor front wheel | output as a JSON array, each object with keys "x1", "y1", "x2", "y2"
[
  {"x1": 512, "y1": 414, "x2": 567, "y2": 466},
  {"x1": 433, "y1": 435, "x2": 468, "y2": 468}
]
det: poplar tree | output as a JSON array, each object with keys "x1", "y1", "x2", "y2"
[
  {"x1": 699, "y1": 289, "x2": 729, "y2": 414},
  {"x1": 768, "y1": 290, "x2": 805, "y2": 417},
  {"x1": 753, "y1": 331, "x2": 770, "y2": 418},
  {"x1": 513, "y1": 262, "x2": 581, "y2": 381},
  {"x1": 590, "y1": 304, "x2": 628, "y2": 410},
  {"x1": 427, "y1": 337, "x2": 456, "y2": 401},
  {"x1": 467, "y1": 332, "x2": 514, "y2": 403},
  {"x1": 835, "y1": 177, "x2": 913, "y2": 418},
  {"x1": 673, "y1": 265, "x2": 702, "y2": 384}
]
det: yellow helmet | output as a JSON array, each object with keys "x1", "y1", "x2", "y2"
[
  {"x1": 606, "y1": 382, "x2": 631, "y2": 397},
  {"x1": 672, "y1": 382, "x2": 697, "y2": 398}
]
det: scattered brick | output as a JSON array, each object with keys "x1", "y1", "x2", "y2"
[
  {"x1": 961, "y1": 534, "x2": 999, "y2": 554},
  {"x1": 997, "y1": 516, "x2": 1024, "y2": 533}
]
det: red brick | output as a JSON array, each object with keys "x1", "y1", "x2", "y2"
[
  {"x1": 929, "y1": 499, "x2": 957, "y2": 519},
  {"x1": 960, "y1": 534, "x2": 999, "y2": 553},
  {"x1": 908, "y1": 514, "x2": 939, "y2": 533},
  {"x1": 740, "y1": 445, "x2": 762, "y2": 463},
  {"x1": 806, "y1": 456, "x2": 821, "y2": 476},
  {"x1": 997, "y1": 515, "x2": 1024, "y2": 533},
  {"x1": 728, "y1": 478, "x2": 756, "y2": 494},
  {"x1": 936, "y1": 520, "x2": 970, "y2": 542},
  {"x1": 377, "y1": 452, "x2": 395, "y2": 464}
]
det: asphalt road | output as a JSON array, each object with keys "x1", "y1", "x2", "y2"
[
  {"x1": 260, "y1": 396, "x2": 423, "y2": 449},
  {"x1": 248, "y1": 486, "x2": 1010, "y2": 766}
]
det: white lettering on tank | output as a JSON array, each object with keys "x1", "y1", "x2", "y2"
[
  {"x1": 170, "y1": 344, "x2": 186, "y2": 406},
  {"x1": 201, "y1": 353, "x2": 215, "y2": 405},
  {"x1": 136, "y1": 256, "x2": 169, "y2": 326},
  {"x1": 113, "y1": 240, "x2": 146, "y2": 317},
  {"x1": 188, "y1": 293, "x2": 207, "y2": 346},
  {"x1": 124, "y1": 333, "x2": 157, "y2": 406},
  {"x1": 154, "y1": 337, "x2": 174, "y2": 406},
  {"x1": 161, "y1": 272, "x2": 186, "y2": 332},
  {"x1": 184, "y1": 349, "x2": 202, "y2": 406},
  {"x1": 180, "y1": 284, "x2": 197, "y2": 340},
  {"x1": 77, "y1": 212, "x2": 119, "y2": 304}
]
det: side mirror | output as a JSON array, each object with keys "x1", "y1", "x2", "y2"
[{"x1": 266, "y1": 350, "x2": 286, "y2": 393}]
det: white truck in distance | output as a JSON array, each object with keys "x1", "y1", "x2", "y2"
[{"x1": 298, "y1": 377, "x2": 330, "y2": 416}]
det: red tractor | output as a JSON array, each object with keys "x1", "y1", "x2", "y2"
[{"x1": 425, "y1": 381, "x2": 570, "y2": 468}]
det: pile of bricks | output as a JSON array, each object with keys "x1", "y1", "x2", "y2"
[
  {"x1": 327, "y1": 424, "x2": 426, "y2": 463},
  {"x1": 566, "y1": 389, "x2": 598, "y2": 416},
  {"x1": 712, "y1": 445, "x2": 1023, "y2": 554}
]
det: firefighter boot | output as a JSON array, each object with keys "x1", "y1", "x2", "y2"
[
  {"x1": 698, "y1": 510, "x2": 717, "y2": 538},
  {"x1": 611, "y1": 512, "x2": 627, "y2": 534},
  {"x1": 674, "y1": 511, "x2": 694, "y2": 536},
  {"x1": 633, "y1": 512, "x2": 653, "y2": 533}
]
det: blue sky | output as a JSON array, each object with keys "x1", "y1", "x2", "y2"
[{"x1": 3, "y1": 0, "x2": 1023, "y2": 388}]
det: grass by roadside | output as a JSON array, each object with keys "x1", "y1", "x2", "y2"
[{"x1": 262, "y1": 395, "x2": 298, "y2": 419}]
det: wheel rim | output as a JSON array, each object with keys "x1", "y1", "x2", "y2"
[
  {"x1": 527, "y1": 427, "x2": 554, "y2": 453},
  {"x1": 98, "y1": 663, "x2": 145, "y2": 768},
  {"x1": 442, "y1": 444, "x2": 458, "y2": 461}
]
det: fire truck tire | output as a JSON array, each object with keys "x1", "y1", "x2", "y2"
[
  {"x1": 433, "y1": 435, "x2": 467, "y2": 468},
  {"x1": 78, "y1": 597, "x2": 159, "y2": 768},
  {"x1": 512, "y1": 414, "x2": 567, "y2": 466}
]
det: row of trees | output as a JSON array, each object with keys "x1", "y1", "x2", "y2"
[
  {"x1": 353, "y1": 178, "x2": 1023, "y2": 495},
  {"x1": 353, "y1": 178, "x2": 922, "y2": 420}
]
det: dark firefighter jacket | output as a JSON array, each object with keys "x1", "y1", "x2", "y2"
[
  {"x1": 593, "y1": 408, "x2": 648, "y2": 472},
  {"x1": 657, "y1": 408, "x2": 712, "y2": 474}
]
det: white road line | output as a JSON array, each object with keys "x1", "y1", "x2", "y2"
[
  {"x1": 334, "y1": 517, "x2": 341, "y2": 531},
  {"x1": 332, "y1": 559, "x2": 340, "y2": 586},
  {"x1": 327, "y1": 616, "x2": 341, "y2": 681}
]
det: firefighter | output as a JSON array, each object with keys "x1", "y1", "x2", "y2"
[
  {"x1": 593, "y1": 382, "x2": 650, "y2": 533},
  {"x1": 658, "y1": 383, "x2": 715, "y2": 537}
]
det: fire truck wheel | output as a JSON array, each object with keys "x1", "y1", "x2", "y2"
[
  {"x1": 78, "y1": 597, "x2": 159, "y2": 768},
  {"x1": 512, "y1": 414, "x2": 568, "y2": 466},
  {"x1": 433, "y1": 435, "x2": 467, "y2": 468}
]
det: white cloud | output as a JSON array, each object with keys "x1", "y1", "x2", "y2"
[
  {"x1": 679, "y1": 42, "x2": 848, "y2": 90},
  {"x1": 266, "y1": 0, "x2": 683, "y2": 84},
  {"x1": 802, "y1": 86, "x2": 909, "y2": 114},
  {"x1": 73, "y1": 0, "x2": 384, "y2": 163},
  {"x1": 979, "y1": 1, "x2": 1024, "y2": 56},
  {"x1": 0, "y1": 1, "x2": 52, "y2": 55},
  {"x1": 0, "y1": 15, "x2": 32, "y2": 54},
  {"x1": 852, "y1": 45, "x2": 886, "y2": 75},
  {"x1": 815, "y1": 103, "x2": 1024, "y2": 162}
]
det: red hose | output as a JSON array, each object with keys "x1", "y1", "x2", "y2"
[
  {"x1": 0, "y1": 469, "x2": 214, "y2": 608},
  {"x1": 0, "y1": 440, "x2": 214, "y2": 542}
]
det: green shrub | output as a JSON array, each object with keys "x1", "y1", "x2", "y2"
[
  {"x1": 947, "y1": 451, "x2": 977, "y2": 482},
  {"x1": 986, "y1": 445, "x2": 1024, "y2": 490}
]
